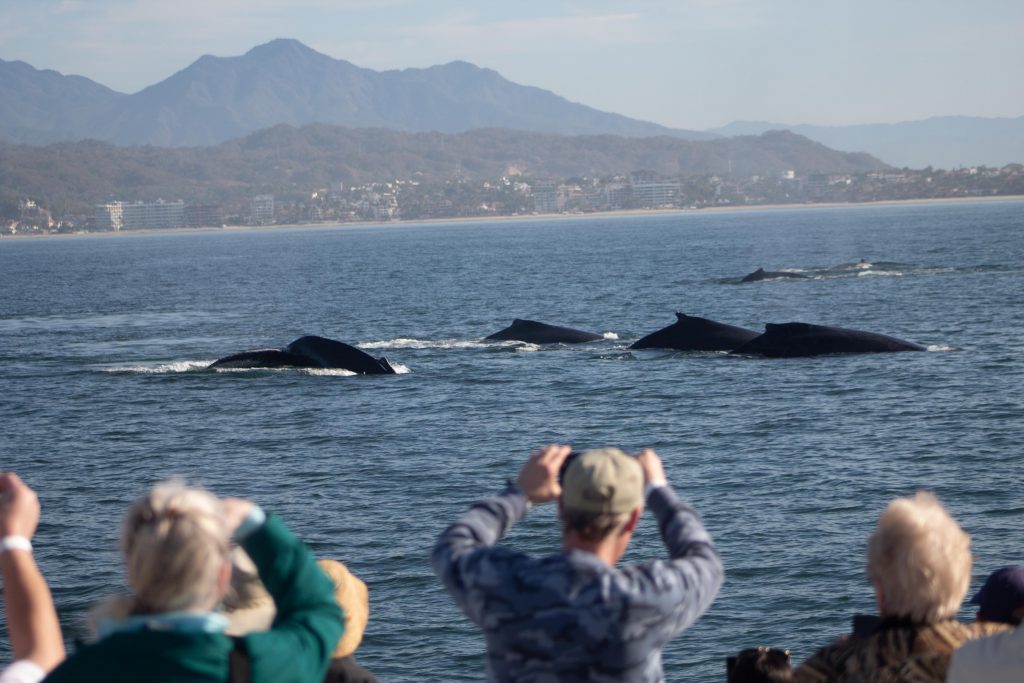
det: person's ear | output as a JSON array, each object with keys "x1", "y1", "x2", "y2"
[
  {"x1": 622, "y1": 506, "x2": 642, "y2": 534},
  {"x1": 216, "y1": 558, "x2": 232, "y2": 600}
]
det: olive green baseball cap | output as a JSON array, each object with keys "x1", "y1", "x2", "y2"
[{"x1": 562, "y1": 447, "x2": 644, "y2": 514}]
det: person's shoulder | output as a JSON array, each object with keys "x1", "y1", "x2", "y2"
[
  {"x1": 49, "y1": 630, "x2": 233, "y2": 679},
  {"x1": 917, "y1": 619, "x2": 1011, "y2": 650},
  {"x1": 792, "y1": 636, "x2": 858, "y2": 682}
]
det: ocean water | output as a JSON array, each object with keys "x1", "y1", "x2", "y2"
[{"x1": 1, "y1": 200, "x2": 1022, "y2": 681}]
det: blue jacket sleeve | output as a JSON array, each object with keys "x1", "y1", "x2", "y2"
[
  {"x1": 620, "y1": 486, "x2": 724, "y2": 643},
  {"x1": 430, "y1": 485, "x2": 529, "y2": 624}
]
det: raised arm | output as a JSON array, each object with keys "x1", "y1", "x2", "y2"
[
  {"x1": 626, "y1": 450, "x2": 724, "y2": 636},
  {"x1": 431, "y1": 445, "x2": 570, "y2": 622},
  {"x1": 224, "y1": 502, "x2": 344, "y2": 683},
  {"x1": 0, "y1": 472, "x2": 65, "y2": 675}
]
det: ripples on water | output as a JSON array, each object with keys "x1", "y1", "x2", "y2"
[{"x1": 1, "y1": 201, "x2": 1023, "y2": 681}]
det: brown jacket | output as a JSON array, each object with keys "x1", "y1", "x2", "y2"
[{"x1": 794, "y1": 617, "x2": 1009, "y2": 683}]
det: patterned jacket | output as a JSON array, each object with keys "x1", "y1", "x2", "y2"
[
  {"x1": 432, "y1": 483, "x2": 723, "y2": 682},
  {"x1": 794, "y1": 616, "x2": 1010, "y2": 683}
]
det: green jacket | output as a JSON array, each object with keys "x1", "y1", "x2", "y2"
[{"x1": 45, "y1": 514, "x2": 344, "y2": 683}]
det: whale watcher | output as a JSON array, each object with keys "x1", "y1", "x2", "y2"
[
  {"x1": 793, "y1": 492, "x2": 1008, "y2": 683},
  {"x1": 968, "y1": 565, "x2": 1024, "y2": 626},
  {"x1": 944, "y1": 566, "x2": 1024, "y2": 683},
  {"x1": 222, "y1": 549, "x2": 379, "y2": 683},
  {"x1": 45, "y1": 482, "x2": 343, "y2": 683},
  {"x1": 0, "y1": 472, "x2": 65, "y2": 683},
  {"x1": 432, "y1": 444, "x2": 723, "y2": 682}
]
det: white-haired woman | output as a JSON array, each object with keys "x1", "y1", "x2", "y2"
[
  {"x1": 45, "y1": 482, "x2": 343, "y2": 682},
  {"x1": 794, "y1": 491, "x2": 1007, "y2": 683}
]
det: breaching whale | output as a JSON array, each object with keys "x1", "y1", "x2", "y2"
[
  {"x1": 209, "y1": 335, "x2": 398, "y2": 374},
  {"x1": 731, "y1": 322, "x2": 926, "y2": 357},
  {"x1": 484, "y1": 319, "x2": 604, "y2": 344},
  {"x1": 740, "y1": 268, "x2": 810, "y2": 283},
  {"x1": 630, "y1": 313, "x2": 760, "y2": 351}
]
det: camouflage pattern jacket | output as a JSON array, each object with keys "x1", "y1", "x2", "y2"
[
  {"x1": 432, "y1": 484, "x2": 723, "y2": 682},
  {"x1": 793, "y1": 616, "x2": 1010, "y2": 683}
]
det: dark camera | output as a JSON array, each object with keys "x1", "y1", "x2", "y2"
[
  {"x1": 726, "y1": 646, "x2": 791, "y2": 682},
  {"x1": 557, "y1": 451, "x2": 581, "y2": 484}
]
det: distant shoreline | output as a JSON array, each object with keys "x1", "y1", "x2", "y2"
[{"x1": 5, "y1": 194, "x2": 1024, "y2": 240}]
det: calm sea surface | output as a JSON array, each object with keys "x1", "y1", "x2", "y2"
[{"x1": 1, "y1": 201, "x2": 1023, "y2": 681}]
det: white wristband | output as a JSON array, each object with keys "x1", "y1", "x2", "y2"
[
  {"x1": 644, "y1": 481, "x2": 668, "y2": 497},
  {"x1": 0, "y1": 536, "x2": 32, "y2": 554}
]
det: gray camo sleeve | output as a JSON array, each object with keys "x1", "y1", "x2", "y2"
[
  {"x1": 624, "y1": 486, "x2": 724, "y2": 640},
  {"x1": 431, "y1": 484, "x2": 528, "y2": 623}
]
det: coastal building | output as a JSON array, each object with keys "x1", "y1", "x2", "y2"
[
  {"x1": 95, "y1": 202, "x2": 124, "y2": 231},
  {"x1": 629, "y1": 172, "x2": 680, "y2": 207},
  {"x1": 532, "y1": 180, "x2": 564, "y2": 213},
  {"x1": 94, "y1": 199, "x2": 186, "y2": 231},
  {"x1": 185, "y1": 204, "x2": 224, "y2": 228},
  {"x1": 602, "y1": 182, "x2": 631, "y2": 209},
  {"x1": 252, "y1": 195, "x2": 275, "y2": 224}
]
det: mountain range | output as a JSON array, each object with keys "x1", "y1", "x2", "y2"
[
  {"x1": 1, "y1": 38, "x2": 1019, "y2": 169},
  {"x1": 0, "y1": 38, "x2": 712, "y2": 148}
]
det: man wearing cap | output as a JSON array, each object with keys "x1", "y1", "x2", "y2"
[
  {"x1": 947, "y1": 565, "x2": 1024, "y2": 683},
  {"x1": 969, "y1": 565, "x2": 1024, "y2": 626},
  {"x1": 432, "y1": 444, "x2": 723, "y2": 682}
]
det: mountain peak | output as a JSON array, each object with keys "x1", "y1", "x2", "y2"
[{"x1": 244, "y1": 38, "x2": 321, "y2": 59}]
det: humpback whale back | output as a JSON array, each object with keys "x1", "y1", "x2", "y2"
[
  {"x1": 484, "y1": 319, "x2": 604, "y2": 344},
  {"x1": 630, "y1": 312, "x2": 759, "y2": 351},
  {"x1": 208, "y1": 349, "x2": 314, "y2": 369},
  {"x1": 740, "y1": 268, "x2": 810, "y2": 283},
  {"x1": 732, "y1": 322, "x2": 926, "y2": 357},
  {"x1": 285, "y1": 336, "x2": 398, "y2": 374},
  {"x1": 209, "y1": 336, "x2": 398, "y2": 374}
]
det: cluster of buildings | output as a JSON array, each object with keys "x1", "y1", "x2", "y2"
[
  {"x1": 93, "y1": 198, "x2": 248, "y2": 231},
  {"x1": 5, "y1": 165, "x2": 1023, "y2": 236}
]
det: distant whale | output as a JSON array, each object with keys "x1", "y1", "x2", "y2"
[
  {"x1": 630, "y1": 312, "x2": 760, "y2": 351},
  {"x1": 740, "y1": 268, "x2": 810, "y2": 283},
  {"x1": 731, "y1": 322, "x2": 926, "y2": 357},
  {"x1": 209, "y1": 335, "x2": 398, "y2": 374},
  {"x1": 484, "y1": 319, "x2": 604, "y2": 344}
]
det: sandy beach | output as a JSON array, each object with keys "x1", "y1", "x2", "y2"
[{"x1": 5, "y1": 194, "x2": 1024, "y2": 240}]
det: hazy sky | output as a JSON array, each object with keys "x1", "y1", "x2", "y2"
[{"x1": 2, "y1": 0, "x2": 1022, "y2": 131}]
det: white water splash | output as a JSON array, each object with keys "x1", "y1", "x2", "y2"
[
  {"x1": 926, "y1": 344, "x2": 956, "y2": 352},
  {"x1": 301, "y1": 368, "x2": 358, "y2": 377},
  {"x1": 359, "y1": 338, "x2": 492, "y2": 350},
  {"x1": 857, "y1": 270, "x2": 904, "y2": 277},
  {"x1": 101, "y1": 360, "x2": 212, "y2": 374},
  {"x1": 602, "y1": 332, "x2": 619, "y2": 340}
]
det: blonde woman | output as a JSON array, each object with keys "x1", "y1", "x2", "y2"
[
  {"x1": 794, "y1": 492, "x2": 1008, "y2": 683},
  {"x1": 46, "y1": 482, "x2": 343, "y2": 683}
]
